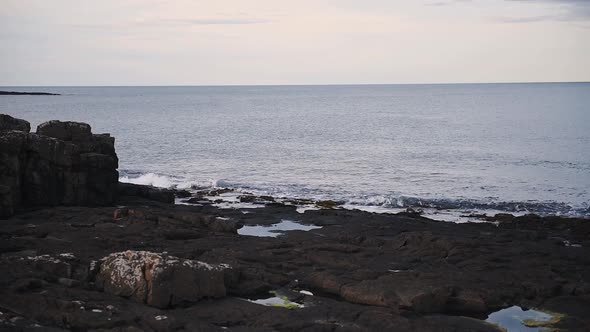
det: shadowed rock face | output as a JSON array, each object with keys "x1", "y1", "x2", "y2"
[
  {"x1": 0, "y1": 114, "x2": 31, "y2": 133},
  {"x1": 0, "y1": 115, "x2": 119, "y2": 218}
]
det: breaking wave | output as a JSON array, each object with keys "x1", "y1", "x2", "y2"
[
  {"x1": 119, "y1": 170, "x2": 589, "y2": 218},
  {"x1": 346, "y1": 195, "x2": 589, "y2": 217},
  {"x1": 119, "y1": 170, "x2": 233, "y2": 190}
]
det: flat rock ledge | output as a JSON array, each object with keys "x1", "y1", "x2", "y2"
[{"x1": 94, "y1": 250, "x2": 232, "y2": 308}]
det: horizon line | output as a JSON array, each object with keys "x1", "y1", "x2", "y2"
[{"x1": 1, "y1": 81, "x2": 589, "y2": 88}]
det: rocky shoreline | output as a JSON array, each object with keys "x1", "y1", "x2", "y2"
[
  {"x1": 0, "y1": 91, "x2": 60, "y2": 96},
  {"x1": 1, "y1": 115, "x2": 589, "y2": 331}
]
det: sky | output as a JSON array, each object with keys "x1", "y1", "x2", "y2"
[{"x1": 1, "y1": 0, "x2": 589, "y2": 86}]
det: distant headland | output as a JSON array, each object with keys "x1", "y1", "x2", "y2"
[{"x1": 0, "y1": 90, "x2": 60, "y2": 95}]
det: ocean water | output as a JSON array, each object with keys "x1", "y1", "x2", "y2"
[{"x1": 1, "y1": 84, "x2": 589, "y2": 218}]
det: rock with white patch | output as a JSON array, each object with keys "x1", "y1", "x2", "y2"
[{"x1": 94, "y1": 250, "x2": 231, "y2": 308}]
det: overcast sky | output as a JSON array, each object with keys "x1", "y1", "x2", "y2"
[{"x1": 1, "y1": 0, "x2": 589, "y2": 86}]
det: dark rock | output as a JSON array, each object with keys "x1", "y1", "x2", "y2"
[
  {"x1": 316, "y1": 200, "x2": 344, "y2": 209},
  {"x1": 0, "y1": 90, "x2": 60, "y2": 96},
  {"x1": 184, "y1": 196, "x2": 205, "y2": 204},
  {"x1": 0, "y1": 116, "x2": 118, "y2": 218},
  {"x1": 446, "y1": 289, "x2": 488, "y2": 314},
  {"x1": 487, "y1": 213, "x2": 516, "y2": 222},
  {"x1": 0, "y1": 184, "x2": 13, "y2": 218},
  {"x1": 37, "y1": 120, "x2": 92, "y2": 141},
  {"x1": 260, "y1": 195, "x2": 275, "y2": 202},
  {"x1": 207, "y1": 218, "x2": 241, "y2": 233},
  {"x1": 175, "y1": 190, "x2": 192, "y2": 198},
  {"x1": 118, "y1": 182, "x2": 175, "y2": 204},
  {"x1": 238, "y1": 195, "x2": 256, "y2": 203},
  {"x1": 0, "y1": 201, "x2": 588, "y2": 331},
  {"x1": 57, "y1": 277, "x2": 80, "y2": 288},
  {"x1": 206, "y1": 188, "x2": 233, "y2": 196},
  {"x1": 0, "y1": 114, "x2": 30, "y2": 132},
  {"x1": 163, "y1": 230, "x2": 202, "y2": 240}
]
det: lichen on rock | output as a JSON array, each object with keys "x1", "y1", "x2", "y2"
[{"x1": 94, "y1": 250, "x2": 232, "y2": 308}]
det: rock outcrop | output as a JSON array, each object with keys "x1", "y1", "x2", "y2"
[
  {"x1": 94, "y1": 251, "x2": 232, "y2": 308},
  {"x1": 118, "y1": 182, "x2": 176, "y2": 204},
  {"x1": 0, "y1": 114, "x2": 31, "y2": 132},
  {"x1": 0, "y1": 115, "x2": 118, "y2": 218}
]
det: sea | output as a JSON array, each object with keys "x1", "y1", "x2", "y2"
[{"x1": 1, "y1": 83, "x2": 589, "y2": 221}]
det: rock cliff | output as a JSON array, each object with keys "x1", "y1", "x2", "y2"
[{"x1": 0, "y1": 114, "x2": 118, "y2": 218}]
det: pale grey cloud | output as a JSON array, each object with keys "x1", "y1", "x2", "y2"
[
  {"x1": 499, "y1": 0, "x2": 590, "y2": 22},
  {"x1": 427, "y1": 0, "x2": 472, "y2": 6},
  {"x1": 0, "y1": 0, "x2": 588, "y2": 85},
  {"x1": 156, "y1": 18, "x2": 272, "y2": 25},
  {"x1": 426, "y1": 0, "x2": 590, "y2": 22},
  {"x1": 495, "y1": 15, "x2": 560, "y2": 22}
]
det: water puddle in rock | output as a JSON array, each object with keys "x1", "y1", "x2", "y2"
[
  {"x1": 238, "y1": 219, "x2": 322, "y2": 237},
  {"x1": 212, "y1": 201, "x2": 265, "y2": 209},
  {"x1": 485, "y1": 306, "x2": 557, "y2": 332}
]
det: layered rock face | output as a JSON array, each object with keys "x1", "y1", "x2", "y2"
[{"x1": 0, "y1": 114, "x2": 118, "y2": 217}]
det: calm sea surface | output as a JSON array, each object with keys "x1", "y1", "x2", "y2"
[{"x1": 1, "y1": 84, "x2": 589, "y2": 218}]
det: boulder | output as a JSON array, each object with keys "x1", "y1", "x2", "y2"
[
  {"x1": 316, "y1": 200, "x2": 344, "y2": 209},
  {"x1": 0, "y1": 116, "x2": 119, "y2": 218},
  {"x1": 118, "y1": 182, "x2": 175, "y2": 204},
  {"x1": 36, "y1": 120, "x2": 92, "y2": 141},
  {"x1": 0, "y1": 114, "x2": 30, "y2": 132},
  {"x1": 94, "y1": 251, "x2": 231, "y2": 308}
]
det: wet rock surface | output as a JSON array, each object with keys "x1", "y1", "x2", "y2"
[{"x1": 0, "y1": 192, "x2": 589, "y2": 331}]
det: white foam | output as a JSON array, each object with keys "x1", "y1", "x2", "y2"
[
  {"x1": 296, "y1": 205, "x2": 320, "y2": 214},
  {"x1": 120, "y1": 173, "x2": 174, "y2": 188},
  {"x1": 245, "y1": 296, "x2": 303, "y2": 308},
  {"x1": 120, "y1": 172, "x2": 217, "y2": 190},
  {"x1": 212, "y1": 179, "x2": 232, "y2": 188},
  {"x1": 213, "y1": 202, "x2": 265, "y2": 210},
  {"x1": 342, "y1": 204, "x2": 405, "y2": 215}
]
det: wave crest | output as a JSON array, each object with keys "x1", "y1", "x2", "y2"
[
  {"x1": 119, "y1": 172, "x2": 176, "y2": 188},
  {"x1": 119, "y1": 170, "x2": 232, "y2": 190},
  {"x1": 119, "y1": 171, "x2": 589, "y2": 217}
]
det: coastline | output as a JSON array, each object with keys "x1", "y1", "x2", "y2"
[
  {"x1": 1, "y1": 115, "x2": 589, "y2": 331},
  {"x1": 120, "y1": 173, "x2": 590, "y2": 222},
  {"x1": 0, "y1": 91, "x2": 60, "y2": 96},
  {"x1": 1, "y1": 186, "x2": 589, "y2": 331}
]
